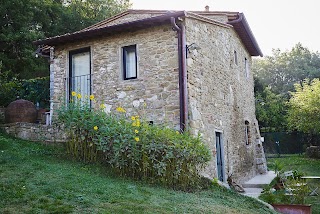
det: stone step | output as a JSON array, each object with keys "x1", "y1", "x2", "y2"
[{"x1": 242, "y1": 171, "x2": 276, "y2": 188}]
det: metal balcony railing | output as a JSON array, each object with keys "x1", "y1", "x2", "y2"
[{"x1": 65, "y1": 74, "x2": 92, "y2": 103}]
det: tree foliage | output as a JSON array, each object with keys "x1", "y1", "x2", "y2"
[
  {"x1": 0, "y1": 0, "x2": 131, "y2": 79},
  {"x1": 253, "y1": 44, "x2": 320, "y2": 131},
  {"x1": 287, "y1": 79, "x2": 320, "y2": 134},
  {"x1": 255, "y1": 87, "x2": 287, "y2": 131},
  {"x1": 253, "y1": 43, "x2": 320, "y2": 96}
]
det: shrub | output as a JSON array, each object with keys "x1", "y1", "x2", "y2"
[
  {"x1": 0, "y1": 71, "x2": 49, "y2": 108},
  {"x1": 57, "y1": 92, "x2": 211, "y2": 190}
]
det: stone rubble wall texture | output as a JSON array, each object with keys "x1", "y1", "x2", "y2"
[
  {"x1": 0, "y1": 123, "x2": 67, "y2": 143},
  {"x1": 185, "y1": 16, "x2": 264, "y2": 183},
  {"x1": 51, "y1": 13, "x2": 267, "y2": 184},
  {"x1": 306, "y1": 146, "x2": 320, "y2": 159},
  {"x1": 53, "y1": 25, "x2": 180, "y2": 128}
]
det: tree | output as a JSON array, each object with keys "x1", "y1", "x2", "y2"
[
  {"x1": 287, "y1": 79, "x2": 320, "y2": 135},
  {"x1": 253, "y1": 44, "x2": 320, "y2": 131},
  {"x1": 0, "y1": 0, "x2": 131, "y2": 79},
  {"x1": 253, "y1": 43, "x2": 320, "y2": 96},
  {"x1": 0, "y1": 0, "x2": 47, "y2": 79},
  {"x1": 255, "y1": 87, "x2": 287, "y2": 131}
]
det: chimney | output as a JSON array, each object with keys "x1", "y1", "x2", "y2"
[{"x1": 205, "y1": 5, "x2": 209, "y2": 12}]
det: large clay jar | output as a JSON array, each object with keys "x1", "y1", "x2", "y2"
[{"x1": 5, "y1": 99, "x2": 37, "y2": 123}]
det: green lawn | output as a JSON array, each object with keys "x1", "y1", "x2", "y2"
[
  {"x1": 0, "y1": 133, "x2": 275, "y2": 214},
  {"x1": 266, "y1": 155, "x2": 320, "y2": 213}
]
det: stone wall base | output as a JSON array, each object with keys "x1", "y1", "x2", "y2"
[
  {"x1": 306, "y1": 146, "x2": 320, "y2": 159},
  {"x1": 0, "y1": 122, "x2": 66, "y2": 143}
]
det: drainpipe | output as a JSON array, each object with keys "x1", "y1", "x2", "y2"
[
  {"x1": 171, "y1": 16, "x2": 188, "y2": 132},
  {"x1": 49, "y1": 47, "x2": 54, "y2": 125}
]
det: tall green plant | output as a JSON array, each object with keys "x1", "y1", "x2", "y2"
[{"x1": 57, "y1": 92, "x2": 211, "y2": 190}]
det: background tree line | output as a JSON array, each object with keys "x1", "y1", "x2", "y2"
[
  {"x1": 0, "y1": 0, "x2": 131, "y2": 79},
  {"x1": 253, "y1": 43, "x2": 320, "y2": 146},
  {"x1": 0, "y1": 0, "x2": 130, "y2": 107}
]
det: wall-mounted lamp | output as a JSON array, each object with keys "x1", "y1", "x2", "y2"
[
  {"x1": 186, "y1": 43, "x2": 201, "y2": 57},
  {"x1": 34, "y1": 46, "x2": 50, "y2": 58},
  {"x1": 187, "y1": 43, "x2": 201, "y2": 52}
]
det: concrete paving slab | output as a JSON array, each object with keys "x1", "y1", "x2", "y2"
[
  {"x1": 243, "y1": 188, "x2": 263, "y2": 198},
  {"x1": 242, "y1": 171, "x2": 276, "y2": 188}
]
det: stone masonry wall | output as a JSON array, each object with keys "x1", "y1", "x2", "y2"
[
  {"x1": 0, "y1": 123, "x2": 67, "y2": 143},
  {"x1": 51, "y1": 13, "x2": 266, "y2": 184},
  {"x1": 52, "y1": 24, "x2": 180, "y2": 128},
  {"x1": 185, "y1": 17, "x2": 262, "y2": 184}
]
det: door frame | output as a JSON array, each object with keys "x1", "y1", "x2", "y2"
[{"x1": 215, "y1": 130, "x2": 226, "y2": 182}]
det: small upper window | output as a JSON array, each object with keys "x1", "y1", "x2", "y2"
[
  {"x1": 122, "y1": 45, "x2": 137, "y2": 80},
  {"x1": 234, "y1": 50, "x2": 238, "y2": 65},
  {"x1": 245, "y1": 58, "x2": 249, "y2": 78},
  {"x1": 245, "y1": 120, "x2": 251, "y2": 145}
]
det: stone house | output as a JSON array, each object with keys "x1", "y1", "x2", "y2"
[{"x1": 34, "y1": 8, "x2": 267, "y2": 184}]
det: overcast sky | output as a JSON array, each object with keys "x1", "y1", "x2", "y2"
[{"x1": 130, "y1": 0, "x2": 320, "y2": 57}]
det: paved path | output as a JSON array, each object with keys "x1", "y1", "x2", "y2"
[{"x1": 241, "y1": 171, "x2": 276, "y2": 198}]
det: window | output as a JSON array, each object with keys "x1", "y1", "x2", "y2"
[
  {"x1": 245, "y1": 120, "x2": 251, "y2": 145},
  {"x1": 245, "y1": 58, "x2": 249, "y2": 78},
  {"x1": 122, "y1": 45, "x2": 137, "y2": 80},
  {"x1": 234, "y1": 50, "x2": 238, "y2": 65},
  {"x1": 68, "y1": 47, "x2": 91, "y2": 104}
]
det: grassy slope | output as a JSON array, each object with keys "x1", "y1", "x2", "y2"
[
  {"x1": 0, "y1": 133, "x2": 275, "y2": 214},
  {"x1": 267, "y1": 155, "x2": 320, "y2": 213}
]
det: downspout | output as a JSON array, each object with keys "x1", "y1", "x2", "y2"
[
  {"x1": 49, "y1": 47, "x2": 54, "y2": 125},
  {"x1": 171, "y1": 16, "x2": 188, "y2": 132}
]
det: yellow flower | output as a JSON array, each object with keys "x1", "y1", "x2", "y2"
[
  {"x1": 131, "y1": 116, "x2": 136, "y2": 121},
  {"x1": 132, "y1": 119, "x2": 140, "y2": 127},
  {"x1": 94, "y1": 126, "x2": 98, "y2": 131},
  {"x1": 134, "y1": 129, "x2": 139, "y2": 134},
  {"x1": 100, "y1": 104, "x2": 106, "y2": 109},
  {"x1": 77, "y1": 94, "x2": 82, "y2": 99},
  {"x1": 134, "y1": 137, "x2": 140, "y2": 142},
  {"x1": 90, "y1": 95, "x2": 94, "y2": 100},
  {"x1": 71, "y1": 91, "x2": 77, "y2": 96},
  {"x1": 143, "y1": 102, "x2": 147, "y2": 107},
  {"x1": 116, "y1": 107, "x2": 126, "y2": 113}
]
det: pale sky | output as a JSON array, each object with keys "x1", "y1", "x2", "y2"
[{"x1": 130, "y1": 0, "x2": 320, "y2": 57}]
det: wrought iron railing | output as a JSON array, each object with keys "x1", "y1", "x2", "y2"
[{"x1": 65, "y1": 74, "x2": 92, "y2": 103}]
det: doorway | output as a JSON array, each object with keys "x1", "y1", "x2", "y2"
[{"x1": 216, "y1": 132, "x2": 225, "y2": 182}]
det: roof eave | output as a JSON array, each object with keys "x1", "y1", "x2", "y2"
[
  {"x1": 228, "y1": 13, "x2": 263, "y2": 57},
  {"x1": 33, "y1": 11, "x2": 186, "y2": 46}
]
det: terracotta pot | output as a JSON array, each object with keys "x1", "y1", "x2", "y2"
[
  {"x1": 5, "y1": 99, "x2": 37, "y2": 123},
  {"x1": 272, "y1": 204, "x2": 312, "y2": 214}
]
